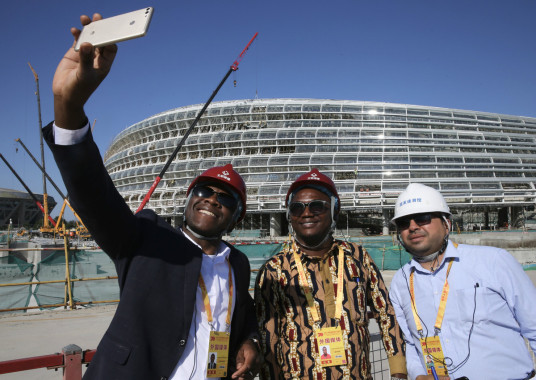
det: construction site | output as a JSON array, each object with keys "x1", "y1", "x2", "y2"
[{"x1": 1, "y1": 18, "x2": 536, "y2": 380}]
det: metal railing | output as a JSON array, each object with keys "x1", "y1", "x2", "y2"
[
  {"x1": 0, "y1": 235, "x2": 119, "y2": 313},
  {"x1": 0, "y1": 334, "x2": 392, "y2": 379},
  {"x1": 0, "y1": 345, "x2": 95, "y2": 380}
]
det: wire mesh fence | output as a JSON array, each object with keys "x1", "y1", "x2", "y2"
[{"x1": 1, "y1": 236, "x2": 534, "y2": 377}]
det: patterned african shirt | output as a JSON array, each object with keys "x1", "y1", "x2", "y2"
[{"x1": 254, "y1": 238, "x2": 406, "y2": 380}]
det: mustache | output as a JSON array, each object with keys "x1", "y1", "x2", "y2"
[{"x1": 408, "y1": 231, "x2": 426, "y2": 238}]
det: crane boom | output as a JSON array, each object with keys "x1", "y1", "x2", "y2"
[
  {"x1": 16, "y1": 138, "x2": 67, "y2": 200},
  {"x1": 28, "y1": 62, "x2": 50, "y2": 228},
  {"x1": 136, "y1": 32, "x2": 259, "y2": 213},
  {"x1": 15, "y1": 138, "x2": 90, "y2": 238}
]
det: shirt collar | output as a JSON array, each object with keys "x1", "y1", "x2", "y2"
[
  {"x1": 180, "y1": 227, "x2": 230, "y2": 262},
  {"x1": 291, "y1": 237, "x2": 349, "y2": 262},
  {"x1": 408, "y1": 240, "x2": 459, "y2": 273}
]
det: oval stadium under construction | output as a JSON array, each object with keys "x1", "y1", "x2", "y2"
[{"x1": 103, "y1": 99, "x2": 536, "y2": 237}]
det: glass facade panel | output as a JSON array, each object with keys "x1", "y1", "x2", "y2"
[
  {"x1": 341, "y1": 105, "x2": 362, "y2": 113},
  {"x1": 295, "y1": 145, "x2": 315, "y2": 153},
  {"x1": 412, "y1": 172, "x2": 437, "y2": 178},
  {"x1": 284, "y1": 104, "x2": 301, "y2": 112},
  {"x1": 338, "y1": 145, "x2": 359, "y2": 152},
  {"x1": 322, "y1": 105, "x2": 341, "y2": 112},
  {"x1": 357, "y1": 172, "x2": 381, "y2": 179},
  {"x1": 383, "y1": 183, "x2": 408, "y2": 190},
  {"x1": 259, "y1": 131, "x2": 277, "y2": 142},
  {"x1": 296, "y1": 129, "x2": 316, "y2": 139},
  {"x1": 250, "y1": 157, "x2": 269, "y2": 166},
  {"x1": 277, "y1": 130, "x2": 296, "y2": 139},
  {"x1": 268, "y1": 156, "x2": 289, "y2": 166},
  {"x1": 335, "y1": 156, "x2": 357, "y2": 164},
  {"x1": 317, "y1": 145, "x2": 336, "y2": 153},
  {"x1": 303, "y1": 105, "x2": 321, "y2": 112}
]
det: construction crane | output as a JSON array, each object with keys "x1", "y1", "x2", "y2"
[
  {"x1": 28, "y1": 62, "x2": 52, "y2": 234},
  {"x1": 136, "y1": 32, "x2": 258, "y2": 212},
  {"x1": 15, "y1": 138, "x2": 91, "y2": 240}
]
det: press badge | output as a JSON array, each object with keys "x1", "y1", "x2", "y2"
[
  {"x1": 420, "y1": 336, "x2": 448, "y2": 376},
  {"x1": 316, "y1": 327, "x2": 347, "y2": 367},
  {"x1": 206, "y1": 331, "x2": 230, "y2": 378}
]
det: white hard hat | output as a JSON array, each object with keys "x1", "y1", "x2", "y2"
[{"x1": 391, "y1": 183, "x2": 451, "y2": 223}]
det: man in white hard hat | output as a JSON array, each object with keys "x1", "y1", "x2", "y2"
[
  {"x1": 255, "y1": 169, "x2": 408, "y2": 380},
  {"x1": 389, "y1": 183, "x2": 536, "y2": 380}
]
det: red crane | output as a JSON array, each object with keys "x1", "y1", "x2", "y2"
[{"x1": 136, "y1": 32, "x2": 259, "y2": 213}]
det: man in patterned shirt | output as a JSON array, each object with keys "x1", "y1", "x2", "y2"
[{"x1": 254, "y1": 169, "x2": 407, "y2": 380}]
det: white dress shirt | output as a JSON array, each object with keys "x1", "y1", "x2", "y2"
[
  {"x1": 171, "y1": 231, "x2": 236, "y2": 380},
  {"x1": 53, "y1": 122, "x2": 89, "y2": 145}
]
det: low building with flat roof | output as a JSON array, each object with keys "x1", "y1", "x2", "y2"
[{"x1": 0, "y1": 188, "x2": 56, "y2": 228}]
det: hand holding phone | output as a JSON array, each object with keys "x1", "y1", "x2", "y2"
[{"x1": 74, "y1": 7, "x2": 154, "y2": 51}]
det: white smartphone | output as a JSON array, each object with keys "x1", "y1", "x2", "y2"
[{"x1": 74, "y1": 7, "x2": 154, "y2": 51}]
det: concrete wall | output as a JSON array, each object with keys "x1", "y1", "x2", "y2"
[{"x1": 450, "y1": 231, "x2": 536, "y2": 265}]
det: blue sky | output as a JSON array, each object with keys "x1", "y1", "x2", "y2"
[{"x1": 1, "y1": 0, "x2": 535, "y2": 219}]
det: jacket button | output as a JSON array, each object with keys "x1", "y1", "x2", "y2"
[{"x1": 179, "y1": 339, "x2": 186, "y2": 346}]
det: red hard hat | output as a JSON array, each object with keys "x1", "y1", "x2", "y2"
[
  {"x1": 285, "y1": 168, "x2": 340, "y2": 212},
  {"x1": 187, "y1": 164, "x2": 247, "y2": 222}
]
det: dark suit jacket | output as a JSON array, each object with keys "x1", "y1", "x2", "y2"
[{"x1": 44, "y1": 123, "x2": 258, "y2": 380}]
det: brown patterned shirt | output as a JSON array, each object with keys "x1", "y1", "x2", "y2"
[{"x1": 254, "y1": 239, "x2": 406, "y2": 380}]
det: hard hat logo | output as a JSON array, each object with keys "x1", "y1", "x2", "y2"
[
  {"x1": 399, "y1": 198, "x2": 422, "y2": 207},
  {"x1": 217, "y1": 172, "x2": 231, "y2": 181}
]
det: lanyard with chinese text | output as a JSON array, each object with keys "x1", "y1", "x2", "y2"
[
  {"x1": 198, "y1": 260, "x2": 234, "y2": 331},
  {"x1": 293, "y1": 241, "x2": 345, "y2": 325},
  {"x1": 409, "y1": 259, "x2": 454, "y2": 336}
]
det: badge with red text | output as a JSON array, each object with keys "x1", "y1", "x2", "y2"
[
  {"x1": 206, "y1": 331, "x2": 230, "y2": 378},
  {"x1": 419, "y1": 336, "x2": 448, "y2": 376},
  {"x1": 316, "y1": 327, "x2": 347, "y2": 367}
]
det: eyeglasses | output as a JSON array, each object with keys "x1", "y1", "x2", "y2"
[
  {"x1": 192, "y1": 185, "x2": 238, "y2": 210},
  {"x1": 288, "y1": 200, "x2": 330, "y2": 217},
  {"x1": 395, "y1": 213, "x2": 438, "y2": 230}
]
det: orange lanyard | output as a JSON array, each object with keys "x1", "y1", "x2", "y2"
[
  {"x1": 293, "y1": 241, "x2": 345, "y2": 325},
  {"x1": 198, "y1": 259, "x2": 234, "y2": 331},
  {"x1": 409, "y1": 259, "x2": 454, "y2": 336}
]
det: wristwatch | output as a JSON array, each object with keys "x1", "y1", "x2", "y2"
[{"x1": 248, "y1": 337, "x2": 261, "y2": 351}]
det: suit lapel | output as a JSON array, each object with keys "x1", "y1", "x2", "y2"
[{"x1": 180, "y1": 237, "x2": 203, "y2": 332}]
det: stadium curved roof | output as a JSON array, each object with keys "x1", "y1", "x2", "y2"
[{"x1": 103, "y1": 99, "x2": 536, "y2": 218}]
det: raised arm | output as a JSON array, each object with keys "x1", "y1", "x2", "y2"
[
  {"x1": 53, "y1": 13, "x2": 117, "y2": 129},
  {"x1": 45, "y1": 13, "x2": 138, "y2": 259}
]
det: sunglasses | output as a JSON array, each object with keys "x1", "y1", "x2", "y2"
[
  {"x1": 288, "y1": 200, "x2": 330, "y2": 217},
  {"x1": 396, "y1": 213, "x2": 438, "y2": 230},
  {"x1": 192, "y1": 185, "x2": 238, "y2": 210}
]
